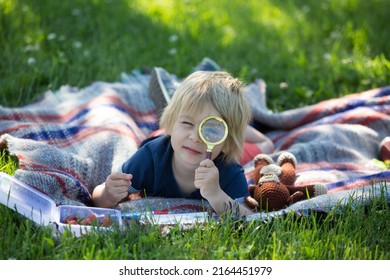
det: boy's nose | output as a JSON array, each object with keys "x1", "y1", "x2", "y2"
[{"x1": 189, "y1": 129, "x2": 202, "y2": 142}]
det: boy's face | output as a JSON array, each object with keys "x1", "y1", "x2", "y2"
[{"x1": 171, "y1": 103, "x2": 225, "y2": 168}]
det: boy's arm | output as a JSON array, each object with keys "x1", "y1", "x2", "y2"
[
  {"x1": 194, "y1": 159, "x2": 253, "y2": 217},
  {"x1": 206, "y1": 189, "x2": 253, "y2": 217},
  {"x1": 92, "y1": 173, "x2": 132, "y2": 208},
  {"x1": 245, "y1": 125, "x2": 274, "y2": 153}
]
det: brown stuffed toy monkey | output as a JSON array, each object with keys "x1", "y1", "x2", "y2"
[{"x1": 244, "y1": 152, "x2": 327, "y2": 212}]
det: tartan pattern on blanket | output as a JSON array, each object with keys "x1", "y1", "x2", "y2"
[
  {"x1": 1, "y1": 64, "x2": 390, "y2": 215},
  {"x1": 245, "y1": 85, "x2": 390, "y2": 190},
  {"x1": 1, "y1": 75, "x2": 157, "y2": 206}
]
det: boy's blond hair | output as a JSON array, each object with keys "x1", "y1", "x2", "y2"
[{"x1": 160, "y1": 71, "x2": 252, "y2": 163}]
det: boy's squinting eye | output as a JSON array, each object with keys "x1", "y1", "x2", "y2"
[{"x1": 181, "y1": 121, "x2": 193, "y2": 126}]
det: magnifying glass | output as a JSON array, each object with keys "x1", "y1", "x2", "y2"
[{"x1": 198, "y1": 116, "x2": 228, "y2": 159}]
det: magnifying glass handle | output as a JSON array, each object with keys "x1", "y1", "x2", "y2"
[{"x1": 205, "y1": 151, "x2": 212, "y2": 159}]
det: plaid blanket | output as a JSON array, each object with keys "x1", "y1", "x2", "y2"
[
  {"x1": 1, "y1": 62, "x2": 390, "y2": 219},
  {"x1": 245, "y1": 81, "x2": 390, "y2": 219}
]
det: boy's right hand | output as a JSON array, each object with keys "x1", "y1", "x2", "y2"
[
  {"x1": 92, "y1": 173, "x2": 133, "y2": 208},
  {"x1": 101, "y1": 173, "x2": 132, "y2": 207}
]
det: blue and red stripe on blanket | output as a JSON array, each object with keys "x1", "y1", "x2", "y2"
[{"x1": 1, "y1": 68, "x2": 389, "y2": 219}]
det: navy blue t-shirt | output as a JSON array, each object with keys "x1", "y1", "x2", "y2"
[{"x1": 121, "y1": 135, "x2": 249, "y2": 200}]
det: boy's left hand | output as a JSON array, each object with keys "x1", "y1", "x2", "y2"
[{"x1": 194, "y1": 159, "x2": 220, "y2": 198}]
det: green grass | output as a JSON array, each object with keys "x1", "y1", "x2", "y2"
[
  {"x1": 1, "y1": 191, "x2": 389, "y2": 260},
  {"x1": 1, "y1": 0, "x2": 389, "y2": 108},
  {"x1": 1, "y1": 0, "x2": 390, "y2": 260}
]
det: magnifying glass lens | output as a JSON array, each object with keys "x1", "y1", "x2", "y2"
[
  {"x1": 198, "y1": 116, "x2": 228, "y2": 159},
  {"x1": 201, "y1": 119, "x2": 225, "y2": 142}
]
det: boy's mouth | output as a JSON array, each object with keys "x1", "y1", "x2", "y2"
[{"x1": 183, "y1": 145, "x2": 202, "y2": 155}]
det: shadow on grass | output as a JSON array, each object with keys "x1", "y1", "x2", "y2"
[{"x1": 1, "y1": 0, "x2": 389, "y2": 108}]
